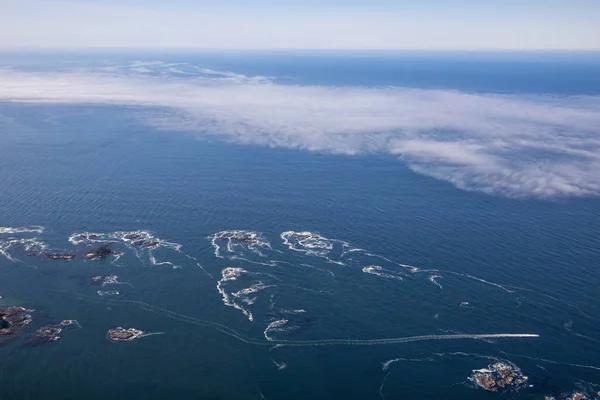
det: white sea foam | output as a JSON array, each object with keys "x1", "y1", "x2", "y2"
[
  {"x1": 232, "y1": 281, "x2": 271, "y2": 306},
  {"x1": 93, "y1": 275, "x2": 132, "y2": 287},
  {"x1": 209, "y1": 230, "x2": 271, "y2": 259},
  {"x1": 216, "y1": 267, "x2": 255, "y2": 321},
  {"x1": 269, "y1": 357, "x2": 287, "y2": 371},
  {"x1": 362, "y1": 265, "x2": 404, "y2": 281},
  {"x1": 382, "y1": 356, "x2": 433, "y2": 371},
  {"x1": 264, "y1": 319, "x2": 290, "y2": 341},
  {"x1": 69, "y1": 230, "x2": 182, "y2": 266},
  {"x1": 280, "y1": 231, "x2": 347, "y2": 265},
  {"x1": 0, "y1": 226, "x2": 45, "y2": 234},
  {"x1": 429, "y1": 275, "x2": 443, "y2": 289},
  {"x1": 448, "y1": 272, "x2": 514, "y2": 293},
  {"x1": 70, "y1": 230, "x2": 180, "y2": 250},
  {"x1": 97, "y1": 290, "x2": 120, "y2": 297},
  {"x1": 0, "y1": 238, "x2": 48, "y2": 261},
  {"x1": 281, "y1": 231, "x2": 334, "y2": 257}
]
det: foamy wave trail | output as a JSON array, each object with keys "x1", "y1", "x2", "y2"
[
  {"x1": 217, "y1": 267, "x2": 273, "y2": 322},
  {"x1": 272, "y1": 333, "x2": 540, "y2": 347},
  {"x1": 281, "y1": 231, "x2": 333, "y2": 257},
  {"x1": 232, "y1": 281, "x2": 272, "y2": 306},
  {"x1": 0, "y1": 238, "x2": 48, "y2": 261},
  {"x1": 76, "y1": 293, "x2": 539, "y2": 348},
  {"x1": 264, "y1": 319, "x2": 289, "y2": 341},
  {"x1": 97, "y1": 290, "x2": 120, "y2": 297},
  {"x1": 447, "y1": 272, "x2": 514, "y2": 293},
  {"x1": 69, "y1": 230, "x2": 183, "y2": 267},
  {"x1": 429, "y1": 275, "x2": 443, "y2": 289},
  {"x1": 381, "y1": 356, "x2": 434, "y2": 372},
  {"x1": 362, "y1": 265, "x2": 404, "y2": 281},
  {"x1": 269, "y1": 358, "x2": 287, "y2": 370},
  {"x1": 280, "y1": 231, "x2": 348, "y2": 265},
  {"x1": 0, "y1": 226, "x2": 45, "y2": 234},
  {"x1": 209, "y1": 230, "x2": 272, "y2": 259},
  {"x1": 92, "y1": 275, "x2": 132, "y2": 287}
]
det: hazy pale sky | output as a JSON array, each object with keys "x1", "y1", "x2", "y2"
[{"x1": 2, "y1": 0, "x2": 600, "y2": 50}]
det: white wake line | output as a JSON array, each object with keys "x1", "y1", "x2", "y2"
[
  {"x1": 272, "y1": 333, "x2": 540, "y2": 347},
  {"x1": 74, "y1": 293, "x2": 538, "y2": 347}
]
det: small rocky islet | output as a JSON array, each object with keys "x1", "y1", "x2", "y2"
[
  {"x1": 216, "y1": 230, "x2": 263, "y2": 246},
  {"x1": 27, "y1": 319, "x2": 80, "y2": 345},
  {"x1": 84, "y1": 243, "x2": 118, "y2": 260},
  {"x1": 106, "y1": 327, "x2": 145, "y2": 342},
  {"x1": 469, "y1": 362, "x2": 529, "y2": 392},
  {"x1": 469, "y1": 362, "x2": 599, "y2": 400}
]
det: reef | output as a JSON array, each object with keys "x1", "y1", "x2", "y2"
[
  {"x1": 0, "y1": 307, "x2": 33, "y2": 337},
  {"x1": 469, "y1": 362, "x2": 528, "y2": 392},
  {"x1": 107, "y1": 327, "x2": 144, "y2": 342},
  {"x1": 85, "y1": 243, "x2": 117, "y2": 260}
]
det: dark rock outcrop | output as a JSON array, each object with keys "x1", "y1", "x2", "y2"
[{"x1": 85, "y1": 244, "x2": 116, "y2": 260}]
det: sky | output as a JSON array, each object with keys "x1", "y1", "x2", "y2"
[{"x1": 2, "y1": 0, "x2": 600, "y2": 50}]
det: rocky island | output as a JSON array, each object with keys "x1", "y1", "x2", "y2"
[
  {"x1": 85, "y1": 243, "x2": 117, "y2": 260},
  {"x1": 469, "y1": 362, "x2": 528, "y2": 392},
  {"x1": 26, "y1": 319, "x2": 80, "y2": 346},
  {"x1": 0, "y1": 307, "x2": 33, "y2": 338},
  {"x1": 122, "y1": 232, "x2": 160, "y2": 248},
  {"x1": 217, "y1": 230, "x2": 262, "y2": 246},
  {"x1": 107, "y1": 327, "x2": 145, "y2": 342},
  {"x1": 34, "y1": 325, "x2": 62, "y2": 341}
]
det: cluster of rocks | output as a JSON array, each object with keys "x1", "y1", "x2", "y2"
[
  {"x1": 0, "y1": 307, "x2": 33, "y2": 337},
  {"x1": 216, "y1": 230, "x2": 262, "y2": 246},
  {"x1": 106, "y1": 327, "x2": 145, "y2": 342},
  {"x1": 29, "y1": 319, "x2": 79, "y2": 345},
  {"x1": 70, "y1": 233, "x2": 102, "y2": 242},
  {"x1": 122, "y1": 232, "x2": 160, "y2": 249},
  {"x1": 84, "y1": 244, "x2": 118, "y2": 260},
  {"x1": 469, "y1": 362, "x2": 528, "y2": 392},
  {"x1": 20, "y1": 243, "x2": 119, "y2": 262}
]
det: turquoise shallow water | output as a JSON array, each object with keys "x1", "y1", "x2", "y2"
[{"x1": 1, "y1": 52, "x2": 600, "y2": 399}]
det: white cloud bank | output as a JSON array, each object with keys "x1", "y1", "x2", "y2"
[{"x1": 1, "y1": 63, "x2": 600, "y2": 198}]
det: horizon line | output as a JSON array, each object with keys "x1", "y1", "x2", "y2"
[{"x1": 2, "y1": 47, "x2": 600, "y2": 53}]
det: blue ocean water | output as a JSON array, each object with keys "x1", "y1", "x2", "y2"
[{"x1": 1, "y1": 51, "x2": 599, "y2": 399}]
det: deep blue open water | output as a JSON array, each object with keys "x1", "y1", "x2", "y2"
[{"x1": 1, "y1": 51, "x2": 599, "y2": 399}]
